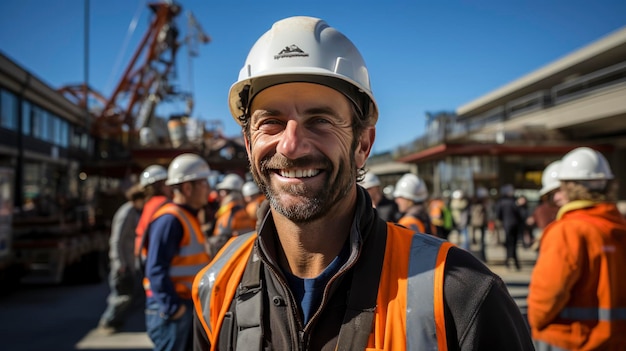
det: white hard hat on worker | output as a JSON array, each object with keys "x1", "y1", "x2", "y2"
[
  {"x1": 393, "y1": 173, "x2": 429, "y2": 203},
  {"x1": 558, "y1": 147, "x2": 613, "y2": 191},
  {"x1": 216, "y1": 174, "x2": 244, "y2": 192},
  {"x1": 165, "y1": 153, "x2": 212, "y2": 186},
  {"x1": 228, "y1": 16, "x2": 378, "y2": 127},
  {"x1": 539, "y1": 161, "x2": 561, "y2": 196},
  {"x1": 140, "y1": 164, "x2": 168, "y2": 188}
]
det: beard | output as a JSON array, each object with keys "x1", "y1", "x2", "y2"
[{"x1": 250, "y1": 152, "x2": 356, "y2": 223}]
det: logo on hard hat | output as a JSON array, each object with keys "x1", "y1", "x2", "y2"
[{"x1": 274, "y1": 45, "x2": 309, "y2": 59}]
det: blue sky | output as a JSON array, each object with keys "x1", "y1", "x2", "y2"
[{"x1": 1, "y1": 1, "x2": 625, "y2": 153}]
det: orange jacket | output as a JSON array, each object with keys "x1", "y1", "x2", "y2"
[
  {"x1": 192, "y1": 224, "x2": 453, "y2": 350},
  {"x1": 528, "y1": 201, "x2": 626, "y2": 350},
  {"x1": 134, "y1": 195, "x2": 168, "y2": 256},
  {"x1": 212, "y1": 201, "x2": 256, "y2": 237}
]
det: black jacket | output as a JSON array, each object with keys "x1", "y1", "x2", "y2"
[{"x1": 193, "y1": 187, "x2": 533, "y2": 350}]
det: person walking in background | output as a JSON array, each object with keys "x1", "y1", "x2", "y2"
[
  {"x1": 134, "y1": 164, "x2": 171, "y2": 268},
  {"x1": 469, "y1": 186, "x2": 489, "y2": 262},
  {"x1": 393, "y1": 173, "x2": 435, "y2": 235},
  {"x1": 450, "y1": 189, "x2": 470, "y2": 250},
  {"x1": 97, "y1": 183, "x2": 145, "y2": 335},
  {"x1": 528, "y1": 147, "x2": 626, "y2": 350},
  {"x1": 516, "y1": 195, "x2": 533, "y2": 248},
  {"x1": 527, "y1": 161, "x2": 564, "y2": 251},
  {"x1": 428, "y1": 193, "x2": 453, "y2": 240},
  {"x1": 358, "y1": 172, "x2": 400, "y2": 222},
  {"x1": 192, "y1": 16, "x2": 532, "y2": 350},
  {"x1": 143, "y1": 153, "x2": 212, "y2": 351},
  {"x1": 496, "y1": 184, "x2": 522, "y2": 271}
]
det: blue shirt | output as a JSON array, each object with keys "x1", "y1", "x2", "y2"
[{"x1": 284, "y1": 242, "x2": 350, "y2": 324}]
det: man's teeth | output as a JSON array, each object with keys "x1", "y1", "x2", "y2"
[{"x1": 279, "y1": 169, "x2": 320, "y2": 178}]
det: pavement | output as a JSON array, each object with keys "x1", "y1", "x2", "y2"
[{"x1": 76, "y1": 233, "x2": 536, "y2": 350}]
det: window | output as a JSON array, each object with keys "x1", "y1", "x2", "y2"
[
  {"x1": 22, "y1": 100, "x2": 32, "y2": 135},
  {"x1": 0, "y1": 89, "x2": 18, "y2": 130}
]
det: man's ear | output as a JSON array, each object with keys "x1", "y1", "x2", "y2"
[{"x1": 355, "y1": 127, "x2": 375, "y2": 169}]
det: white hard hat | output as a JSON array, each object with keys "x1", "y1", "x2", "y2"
[
  {"x1": 242, "y1": 181, "x2": 260, "y2": 197},
  {"x1": 228, "y1": 16, "x2": 378, "y2": 126},
  {"x1": 216, "y1": 174, "x2": 244, "y2": 192},
  {"x1": 539, "y1": 161, "x2": 562, "y2": 196},
  {"x1": 558, "y1": 147, "x2": 613, "y2": 181},
  {"x1": 358, "y1": 172, "x2": 380, "y2": 189},
  {"x1": 165, "y1": 153, "x2": 211, "y2": 186},
  {"x1": 140, "y1": 165, "x2": 168, "y2": 187},
  {"x1": 393, "y1": 173, "x2": 428, "y2": 203},
  {"x1": 452, "y1": 190, "x2": 464, "y2": 199}
]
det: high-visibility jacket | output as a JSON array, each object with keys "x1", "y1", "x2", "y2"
[
  {"x1": 528, "y1": 200, "x2": 626, "y2": 350},
  {"x1": 193, "y1": 224, "x2": 452, "y2": 350},
  {"x1": 144, "y1": 203, "x2": 211, "y2": 300}
]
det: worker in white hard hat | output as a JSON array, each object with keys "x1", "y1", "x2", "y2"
[
  {"x1": 527, "y1": 160, "x2": 563, "y2": 251},
  {"x1": 192, "y1": 16, "x2": 532, "y2": 350},
  {"x1": 357, "y1": 172, "x2": 399, "y2": 222},
  {"x1": 143, "y1": 153, "x2": 212, "y2": 351},
  {"x1": 206, "y1": 173, "x2": 256, "y2": 256},
  {"x1": 134, "y1": 164, "x2": 171, "y2": 265},
  {"x1": 528, "y1": 147, "x2": 626, "y2": 350},
  {"x1": 393, "y1": 173, "x2": 435, "y2": 235},
  {"x1": 242, "y1": 180, "x2": 267, "y2": 225}
]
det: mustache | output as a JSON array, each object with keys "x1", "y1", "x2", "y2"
[{"x1": 260, "y1": 153, "x2": 331, "y2": 172}]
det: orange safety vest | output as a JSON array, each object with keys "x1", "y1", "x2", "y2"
[
  {"x1": 212, "y1": 201, "x2": 256, "y2": 237},
  {"x1": 245, "y1": 195, "x2": 266, "y2": 222},
  {"x1": 528, "y1": 201, "x2": 626, "y2": 350},
  {"x1": 192, "y1": 223, "x2": 453, "y2": 350},
  {"x1": 144, "y1": 203, "x2": 211, "y2": 299}
]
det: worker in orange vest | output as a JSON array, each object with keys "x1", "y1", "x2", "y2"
[
  {"x1": 191, "y1": 16, "x2": 533, "y2": 350},
  {"x1": 206, "y1": 173, "x2": 255, "y2": 256},
  {"x1": 242, "y1": 180, "x2": 266, "y2": 226},
  {"x1": 528, "y1": 147, "x2": 626, "y2": 350},
  {"x1": 393, "y1": 173, "x2": 436, "y2": 235},
  {"x1": 143, "y1": 153, "x2": 212, "y2": 351}
]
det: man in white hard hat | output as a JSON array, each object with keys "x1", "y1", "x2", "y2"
[
  {"x1": 393, "y1": 173, "x2": 435, "y2": 235},
  {"x1": 143, "y1": 153, "x2": 212, "y2": 351},
  {"x1": 192, "y1": 16, "x2": 532, "y2": 350},
  {"x1": 528, "y1": 147, "x2": 626, "y2": 350},
  {"x1": 206, "y1": 173, "x2": 255, "y2": 256},
  {"x1": 358, "y1": 172, "x2": 399, "y2": 222},
  {"x1": 242, "y1": 180, "x2": 267, "y2": 225},
  {"x1": 527, "y1": 160, "x2": 564, "y2": 251}
]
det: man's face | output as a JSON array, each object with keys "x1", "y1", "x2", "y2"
[
  {"x1": 395, "y1": 197, "x2": 412, "y2": 214},
  {"x1": 188, "y1": 179, "x2": 210, "y2": 209},
  {"x1": 245, "y1": 82, "x2": 373, "y2": 223}
]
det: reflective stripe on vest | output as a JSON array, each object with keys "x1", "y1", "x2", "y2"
[
  {"x1": 407, "y1": 233, "x2": 452, "y2": 350},
  {"x1": 559, "y1": 307, "x2": 626, "y2": 321},
  {"x1": 194, "y1": 232, "x2": 257, "y2": 336},
  {"x1": 145, "y1": 204, "x2": 210, "y2": 297}
]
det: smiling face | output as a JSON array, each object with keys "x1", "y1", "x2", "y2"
[{"x1": 245, "y1": 82, "x2": 374, "y2": 223}]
